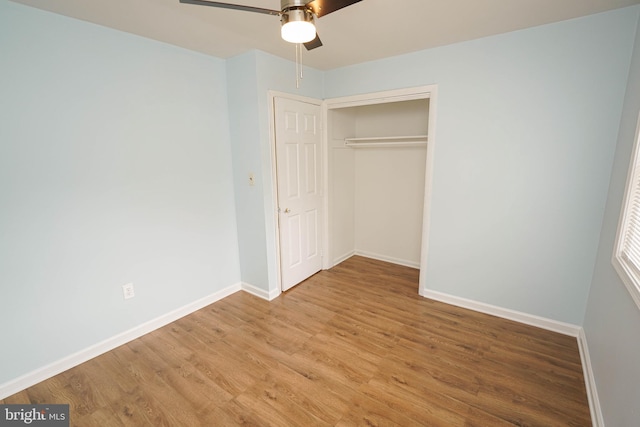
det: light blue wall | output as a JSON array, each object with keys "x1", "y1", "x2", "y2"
[
  {"x1": 0, "y1": 0, "x2": 240, "y2": 385},
  {"x1": 325, "y1": 7, "x2": 639, "y2": 324},
  {"x1": 583, "y1": 12, "x2": 640, "y2": 426},
  {"x1": 227, "y1": 50, "x2": 323, "y2": 293},
  {"x1": 226, "y1": 53, "x2": 268, "y2": 289}
]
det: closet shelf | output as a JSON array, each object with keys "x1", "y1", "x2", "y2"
[{"x1": 344, "y1": 135, "x2": 428, "y2": 148}]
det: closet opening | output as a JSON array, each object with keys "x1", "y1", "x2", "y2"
[{"x1": 323, "y1": 86, "x2": 436, "y2": 294}]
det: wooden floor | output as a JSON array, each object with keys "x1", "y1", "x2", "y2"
[{"x1": 2, "y1": 256, "x2": 591, "y2": 426}]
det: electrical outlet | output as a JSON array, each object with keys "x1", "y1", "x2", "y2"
[{"x1": 122, "y1": 283, "x2": 135, "y2": 300}]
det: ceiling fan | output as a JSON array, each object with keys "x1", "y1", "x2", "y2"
[{"x1": 179, "y1": 0, "x2": 363, "y2": 50}]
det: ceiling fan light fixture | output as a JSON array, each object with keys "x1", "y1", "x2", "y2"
[{"x1": 280, "y1": 8, "x2": 316, "y2": 44}]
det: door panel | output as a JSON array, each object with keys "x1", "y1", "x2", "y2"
[
  {"x1": 275, "y1": 97, "x2": 323, "y2": 291},
  {"x1": 285, "y1": 144, "x2": 300, "y2": 198},
  {"x1": 305, "y1": 143, "x2": 318, "y2": 194},
  {"x1": 306, "y1": 209, "x2": 318, "y2": 257},
  {"x1": 287, "y1": 213, "x2": 302, "y2": 267}
]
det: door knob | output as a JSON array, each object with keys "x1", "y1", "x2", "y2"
[{"x1": 284, "y1": 208, "x2": 291, "y2": 213}]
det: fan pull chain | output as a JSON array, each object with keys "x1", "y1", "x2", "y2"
[
  {"x1": 299, "y1": 43, "x2": 304, "y2": 80},
  {"x1": 295, "y1": 43, "x2": 304, "y2": 89},
  {"x1": 295, "y1": 43, "x2": 299, "y2": 88}
]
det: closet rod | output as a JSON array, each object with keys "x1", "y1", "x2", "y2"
[
  {"x1": 344, "y1": 135, "x2": 428, "y2": 148},
  {"x1": 345, "y1": 141, "x2": 427, "y2": 148}
]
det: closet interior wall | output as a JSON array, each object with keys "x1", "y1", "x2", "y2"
[{"x1": 328, "y1": 99, "x2": 429, "y2": 268}]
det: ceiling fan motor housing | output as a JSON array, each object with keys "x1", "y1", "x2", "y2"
[
  {"x1": 281, "y1": 0, "x2": 311, "y2": 10},
  {"x1": 280, "y1": 7, "x2": 315, "y2": 25}
]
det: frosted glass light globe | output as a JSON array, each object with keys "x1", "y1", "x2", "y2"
[{"x1": 281, "y1": 20, "x2": 316, "y2": 43}]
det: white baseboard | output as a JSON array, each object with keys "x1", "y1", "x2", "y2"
[
  {"x1": 354, "y1": 250, "x2": 420, "y2": 269},
  {"x1": 421, "y1": 289, "x2": 581, "y2": 337},
  {"x1": 241, "y1": 282, "x2": 280, "y2": 301},
  {"x1": 332, "y1": 250, "x2": 356, "y2": 267},
  {"x1": 0, "y1": 282, "x2": 242, "y2": 400},
  {"x1": 577, "y1": 329, "x2": 604, "y2": 427}
]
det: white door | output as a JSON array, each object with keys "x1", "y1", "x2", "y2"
[{"x1": 274, "y1": 97, "x2": 323, "y2": 291}]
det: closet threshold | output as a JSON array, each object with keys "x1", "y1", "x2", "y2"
[{"x1": 344, "y1": 135, "x2": 427, "y2": 147}]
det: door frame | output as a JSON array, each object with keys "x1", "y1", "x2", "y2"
[
  {"x1": 322, "y1": 85, "x2": 438, "y2": 295},
  {"x1": 268, "y1": 91, "x2": 324, "y2": 295}
]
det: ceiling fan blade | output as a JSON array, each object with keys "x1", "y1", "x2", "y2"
[
  {"x1": 179, "y1": 0, "x2": 280, "y2": 16},
  {"x1": 304, "y1": 34, "x2": 323, "y2": 50},
  {"x1": 305, "y1": 0, "x2": 362, "y2": 18}
]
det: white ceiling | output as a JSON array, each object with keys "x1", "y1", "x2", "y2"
[{"x1": 9, "y1": 0, "x2": 640, "y2": 70}]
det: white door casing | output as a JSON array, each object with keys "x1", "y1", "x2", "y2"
[{"x1": 274, "y1": 97, "x2": 323, "y2": 291}]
